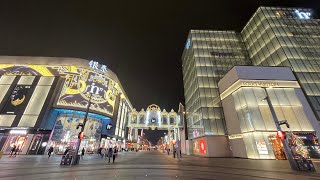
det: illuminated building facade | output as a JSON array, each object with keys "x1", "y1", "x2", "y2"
[
  {"x1": 182, "y1": 7, "x2": 320, "y2": 157},
  {"x1": 181, "y1": 30, "x2": 250, "y2": 156},
  {"x1": 219, "y1": 66, "x2": 320, "y2": 159},
  {"x1": 127, "y1": 104, "x2": 183, "y2": 149},
  {"x1": 0, "y1": 56, "x2": 132, "y2": 154},
  {"x1": 241, "y1": 7, "x2": 320, "y2": 123}
]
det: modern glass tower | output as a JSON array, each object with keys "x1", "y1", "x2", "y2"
[
  {"x1": 182, "y1": 30, "x2": 250, "y2": 139},
  {"x1": 241, "y1": 7, "x2": 320, "y2": 120}
]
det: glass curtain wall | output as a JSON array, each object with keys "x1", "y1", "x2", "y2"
[
  {"x1": 241, "y1": 7, "x2": 320, "y2": 120},
  {"x1": 232, "y1": 87, "x2": 314, "y2": 159},
  {"x1": 182, "y1": 30, "x2": 250, "y2": 139}
]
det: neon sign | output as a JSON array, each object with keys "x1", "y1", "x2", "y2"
[
  {"x1": 89, "y1": 60, "x2": 108, "y2": 73},
  {"x1": 295, "y1": 10, "x2": 311, "y2": 19}
]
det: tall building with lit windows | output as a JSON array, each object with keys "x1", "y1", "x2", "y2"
[
  {"x1": 241, "y1": 7, "x2": 320, "y2": 121},
  {"x1": 182, "y1": 7, "x2": 320, "y2": 157},
  {"x1": 181, "y1": 30, "x2": 250, "y2": 156}
]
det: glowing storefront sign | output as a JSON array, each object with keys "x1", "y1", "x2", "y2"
[
  {"x1": 10, "y1": 130, "x2": 27, "y2": 135},
  {"x1": 228, "y1": 134, "x2": 243, "y2": 140}
]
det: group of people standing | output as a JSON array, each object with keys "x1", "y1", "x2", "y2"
[{"x1": 98, "y1": 146, "x2": 118, "y2": 163}]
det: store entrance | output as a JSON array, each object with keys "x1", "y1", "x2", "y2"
[
  {"x1": 3, "y1": 134, "x2": 28, "y2": 154},
  {"x1": 269, "y1": 135, "x2": 286, "y2": 160}
]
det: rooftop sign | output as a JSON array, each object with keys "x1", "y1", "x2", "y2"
[{"x1": 89, "y1": 60, "x2": 108, "y2": 73}]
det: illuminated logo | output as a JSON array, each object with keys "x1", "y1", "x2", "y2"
[
  {"x1": 89, "y1": 60, "x2": 108, "y2": 73},
  {"x1": 295, "y1": 10, "x2": 311, "y2": 19},
  {"x1": 186, "y1": 38, "x2": 191, "y2": 49},
  {"x1": 106, "y1": 124, "x2": 112, "y2": 130}
]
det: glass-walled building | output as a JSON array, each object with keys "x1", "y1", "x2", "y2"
[
  {"x1": 241, "y1": 7, "x2": 320, "y2": 122},
  {"x1": 219, "y1": 66, "x2": 320, "y2": 159},
  {"x1": 182, "y1": 30, "x2": 250, "y2": 141},
  {"x1": 0, "y1": 56, "x2": 132, "y2": 155}
]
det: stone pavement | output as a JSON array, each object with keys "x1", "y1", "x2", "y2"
[{"x1": 0, "y1": 151, "x2": 319, "y2": 179}]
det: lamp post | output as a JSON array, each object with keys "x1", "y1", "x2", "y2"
[
  {"x1": 263, "y1": 88, "x2": 299, "y2": 170},
  {"x1": 71, "y1": 93, "x2": 92, "y2": 165}
]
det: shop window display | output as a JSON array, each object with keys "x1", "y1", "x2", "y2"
[
  {"x1": 49, "y1": 110, "x2": 103, "y2": 154},
  {"x1": 4, "y1": 135, "x2": 28, "y2": 154}
]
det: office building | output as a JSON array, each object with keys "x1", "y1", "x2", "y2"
[
  {"x1": 241, "y1": 7, "x2": 320, "y2": 121},
  {"x1": 181, "y1": 30, "x2": 250, "y2": 156}
]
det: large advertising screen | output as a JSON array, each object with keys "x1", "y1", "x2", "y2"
[
  {"x1": 1, "y1": 85, "x2": 32, "y2": 114},
  {"x1": 0, "y1": 65, "x2": 122, "y2": 117},
  {"x1": 56, "y1": 69, "x2": 120, "y2": 117}
]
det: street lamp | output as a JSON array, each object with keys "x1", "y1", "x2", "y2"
[
  {"x1": 262, "y1": 88, "x2": 299, "y2": 170},
  {"x1": 71, "y1": 93, "x2": 92, "y2": 165}
]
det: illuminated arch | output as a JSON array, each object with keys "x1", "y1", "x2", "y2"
[{"x1": 147, "y1": 104, "x2": 161, "y2": 111}]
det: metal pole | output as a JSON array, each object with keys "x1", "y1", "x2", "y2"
[
  {"x1": 263, "y1": 88, "x2": 299, "y2": 171},
  {"x1": 71, "y1": 93, "x2": 92, "y2": 165}
]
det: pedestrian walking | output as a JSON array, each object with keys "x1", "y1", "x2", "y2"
[
  {"x1": 81, "y1": 148, "x2": 85, "y2": 160},
  {"x1": 47, "y1": 146, "x2": 54, "y2": 158},
  {"x1": 13, "y1": 146, "x2": 19, "y2": 157},
  {"x1": 97, "y1": 147, "x2": 102, "y2": 157},
  {"x1": 101, "y1": 148, "x2": 106, "y2": 159},
  {"x1": 113, "y1": 146, "x2": 118, "y2": 163},
  {"x1": 107, "y1": 148, "x2": 113, "y2": 163},
  {"x1": 167, "y1": 148, "x2": 170, "y2": 155},
  {"x1": 9, "y1": 145, "x2": 16, "y2": 157}
]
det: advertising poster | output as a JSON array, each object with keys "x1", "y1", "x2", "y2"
[
  {"x1": 2, "y1": 85, "x2": 32, "y2": 114},
  {"x1": 256, "y1": 140, "x2": 269, "y2": 155},
  {"x1": 199, "y1": 139, "x2": 207, "y2": 154}
]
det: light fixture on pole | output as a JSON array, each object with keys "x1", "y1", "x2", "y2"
[
  {"x1": 262, "y1": 88, "x2": 298, "y2": 170},
  {"x1": 71, "y1": 93, "x2": 92, "y2": 165}
]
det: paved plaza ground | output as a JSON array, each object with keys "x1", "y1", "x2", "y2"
[{"x1": 0, "y1": 151, "x2": 319, "y2": 179}]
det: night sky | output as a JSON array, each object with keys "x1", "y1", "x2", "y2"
[{"x1": 2, "y1": 0, "x2": 320, "y2": 112}]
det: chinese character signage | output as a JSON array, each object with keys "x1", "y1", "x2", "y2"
[{"x1": 89, "y1": 60, "x2": 108, "y2": 73}]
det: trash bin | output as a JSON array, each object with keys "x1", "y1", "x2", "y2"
[{"x1": 0, "y1": 151, "x2": 3, "y2": 159}]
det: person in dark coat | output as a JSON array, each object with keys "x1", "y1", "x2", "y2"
[
  {"x1": 81, "y1": 148, "x2": 85, "y2": 159},
  {"x1": 107, "y1": 148, "x2": 113, "y2": 163},
  {"x1": 9, "y1": 145, "x2": 16, "y2": 157},
  {"x1": 64, "y1": 148, "x2": 70, "y2": 155},
  {"x1": 13, "y1": 146, "x2": 19, "y2": 157},
  {"x1": 113, "y1": 146, "x2": 118, "y2": 163},
  {"x1": 48, "y1": 146, "x2": 54, "y2": 158}
]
